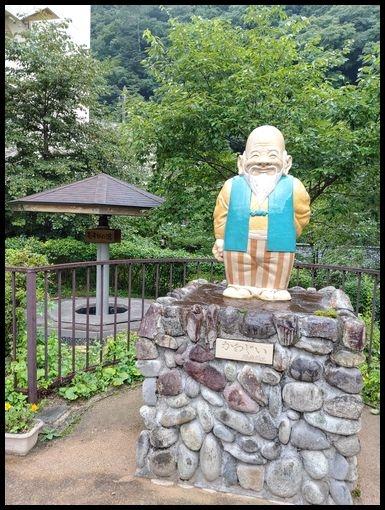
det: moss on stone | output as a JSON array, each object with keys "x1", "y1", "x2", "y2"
[{"x1": 314, "y1": 308, "x2": 338, "y2": 318}]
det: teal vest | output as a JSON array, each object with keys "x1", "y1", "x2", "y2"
[{"x1": 224, "y1": 174, "x2": 296, "y2": 253}]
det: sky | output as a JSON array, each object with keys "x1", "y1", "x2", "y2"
[{"x1": 5, "y1": 5, "x2": 90, "y2": 47}]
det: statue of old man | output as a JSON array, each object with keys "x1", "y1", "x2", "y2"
[{"x1": 212, "y1": 125, "x2": 311, "y2": 301}]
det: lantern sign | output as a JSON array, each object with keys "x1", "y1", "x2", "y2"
[{"x1": 85, "y1": 228, "x2": 121, "y2": 244}]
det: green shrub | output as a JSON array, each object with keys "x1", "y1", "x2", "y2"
[
  {"x1": 5, "y1": 332, "x2": 142, "y2": 427},
  {"x1": 5, "y1": 236, "x2": 45, "y2": 253},
  {"x1": 6, "y1": 234, "x2": 197, "y2": 265},
  {"x1": 359, "y1": 311, "x2": 380, "y2": 407},
  {"x1": 6, "y1": 327, "x2": 142, "y2": 399},
  {"x1": 42, "y1": 237, "x2": 95, "y2": 264}
]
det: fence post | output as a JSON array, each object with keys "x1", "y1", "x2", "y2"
[{"x1": 26, "y1": 270, "x2": 38, "y2": 404}]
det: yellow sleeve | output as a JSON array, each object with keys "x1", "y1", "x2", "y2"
[
  {"x1": 213, "y1": 179, "x2": 232, "y2": 240},
  {"x1": 293, "y1": 177, "x2": 311, "y2": 237}
]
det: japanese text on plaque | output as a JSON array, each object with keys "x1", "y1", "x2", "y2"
[{"x1": 215, "y1": 338, "x2": 274, "y2": 364}]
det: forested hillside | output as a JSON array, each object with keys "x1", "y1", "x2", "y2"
[{"x1": 91, "y1": 4, "x2": 380, "y2": 107}]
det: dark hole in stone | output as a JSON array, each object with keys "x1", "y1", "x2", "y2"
[{"x1": 76, "y1": 305, "x2": 128, "y2": 315}]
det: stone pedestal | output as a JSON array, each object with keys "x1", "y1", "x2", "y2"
[{"x1": 134, "y1": 280, "x2": 366, "y2": 505}]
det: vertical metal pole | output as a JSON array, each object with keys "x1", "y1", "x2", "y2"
[
  {"x1": 355, "y1": 272, "x2": 362, "y2": 314},
  {"x1": 26, "y1": 271, "x2": 38, "y2": 404},
  {"x1": 57, "y1": 271, "x2": 62, "y2": 381},
  {"x1": 326, "y1": 268, "x2": 331, "y2": 286},
  {"x1": 99, "y1": 263, "x2": 104, "y2": 363},
  {"x1": 71, "y1": 269, "x2": 76, "y2": 374},
  {"x1": 155, "y1": 264, "x2": 159, "y2": 299},
  {"x1": 11, "y1": 272, "x2": 17, "y2": 389},
  {"x1": 96, "y1": 243, "x2": 110, "y2": 316},
  {"x1": 85, "y1": 267, "x2": 90, "y2": 369},
  {"x1": 113, "y1": 265, "x2": 118, "y2": 347},
  {"x1": 44, "y1": 272, "x2": 48, "y2": 379},
  {"x1": 169, "y1": 263, "x2": 173, "y2": 292},
  {"x1": 141, "y1": 264, "x2": 146, "y2": 320},
  {"x1": 367, "y1": 276, "x2": 378, "y2": 370},
  {"x1": 127, "y1": 264, "x2": 132, "y2": 349}
]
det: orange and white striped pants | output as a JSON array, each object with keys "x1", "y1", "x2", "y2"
[{"x1": 224, "y1": 237, "x2": 295, "y2": 290}]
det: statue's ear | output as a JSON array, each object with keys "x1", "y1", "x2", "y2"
[
  {"x1": 237, "y1": 153, "x2": 246, "y2": 175},
  {"x1": 283, "y1": 152, "x2": 292, "y2": 175}
]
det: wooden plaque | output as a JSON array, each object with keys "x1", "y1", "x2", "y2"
[
  {"x1": 85, "y1": 228, "x2": 121, "y2": 243},
  {"x1": 215, "y1": 338, "x2": 274, "y2": 365}
]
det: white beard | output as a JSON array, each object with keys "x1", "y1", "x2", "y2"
[{"x1": 244, "y1": 170, "x2": 282, "y2": 206}]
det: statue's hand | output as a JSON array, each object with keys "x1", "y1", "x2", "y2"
[{"x1": 212, "y1": 239, "x2": 224, "y2": 262}]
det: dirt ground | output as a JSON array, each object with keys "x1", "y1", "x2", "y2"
[{"x1": 5, "y1": 385, "x2": 379, "y2": 505}]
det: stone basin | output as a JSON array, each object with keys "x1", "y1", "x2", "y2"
[{"x1": 173, "y1": 283, "x2": 330, "y2": 315}]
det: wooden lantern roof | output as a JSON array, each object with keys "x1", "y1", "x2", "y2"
[{"x1": 10, "y1": 173, "x2": 164, "y2": 216}]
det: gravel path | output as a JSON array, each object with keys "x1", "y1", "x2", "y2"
[{"x1": 5, "y1": 385, "x2": 379, "y2": 505}]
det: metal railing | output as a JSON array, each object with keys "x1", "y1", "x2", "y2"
[{"x1": 5, "y1": 258, "x2": 380, "y2": 403}]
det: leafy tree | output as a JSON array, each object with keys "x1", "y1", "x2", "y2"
[
  {"x1": 5, "y1": 20, "x2": 138, "y2": 238},
  {"x1": 121, "y1": 7, "x2": 379, "y2": 252},
  {"x1": 303, "y1": 44, "x2": 380, "y2": 249}
]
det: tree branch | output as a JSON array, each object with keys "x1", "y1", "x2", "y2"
[
  {"x1": 194, "y1": 152, "x2": 237, "y2": 180},
  {"x1": 309, "y1": 174, "x2": 340, "y2": 202}
]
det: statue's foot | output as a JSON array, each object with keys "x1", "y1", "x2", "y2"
[
  {"x1": 258, "y1": 289, "x2": 292, "y2": 301},
  {"x1": 223, "y1": 285, "x2": 253, "y2": 299},
  {"x1": 248, "y1": 287, "x2": 265, "y2": 297}
]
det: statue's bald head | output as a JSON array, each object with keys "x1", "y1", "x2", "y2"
[
  {"x1": 245, "y1": 125, "x2": 285, "y2": 156},
  {"x1": 237, "y1": 125, "x2": 292, "y2": 176}
]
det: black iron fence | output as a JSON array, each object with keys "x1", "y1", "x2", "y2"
[{"x1": 5, "y1": 258, "x2": 380, "y2": 403}]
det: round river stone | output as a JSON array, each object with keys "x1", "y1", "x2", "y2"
[
  {"x1": 304, "y1": 410, "x2": 361, "y2": 435},
  {"x1": 149, "y1": 448, "x2": 176, "y2": 477},
  {"x1": 196, "y1": 399, "x2": 214, "y2": 433},
  {"x1": 149, "y1": 426, "x2": 179, "y2": 449},
  {"x1": 324, "y1": 363, "x2": 363, "y2": 394},
  {"x1": 223, "y1": 382, "x2": 260, "y2": 413},
  {"x1": 237, "y1": 464, "x2": 265, "y2": 492},
  {"x1": 214, "y1": 407, "x2": 254, "y2": 435},
  {"x1": 302, "y1": 480, "x2": 328, "y2": 505},
  {"x1": 290, "y1": 420, "x2": 330, "y2": 450},
  {"x1": 301, "y1": 450, "x2": 329, "y2": 479},
  {"x1": 266, "y1": 456, "x2": 303, "y2": 498},
  {"x1": 323, "y1": 395, "x2": 363, "y2": 420},
  {"x1": 289, "y1": 356, "x2": 323, "y2": 382},
  {"x1": 200, "y1": 433, "x2": 222, "y2": 482},
  {"x1": 282, "y1": 382, "x2": 323, "y2": 412},
  {"x1": 180, "y1": 420, "x2": 205, "y2": 451},
  {"x1": 177, "y1": 443, "x2": 198, "y2": 480}
]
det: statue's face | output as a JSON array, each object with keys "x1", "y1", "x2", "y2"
[
  {"x1": 245, "y1": 144, "x2": 285, "y2": 176},
  {"x1": 237, "y1": 126, "x2": 292, "y2": 177}
]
